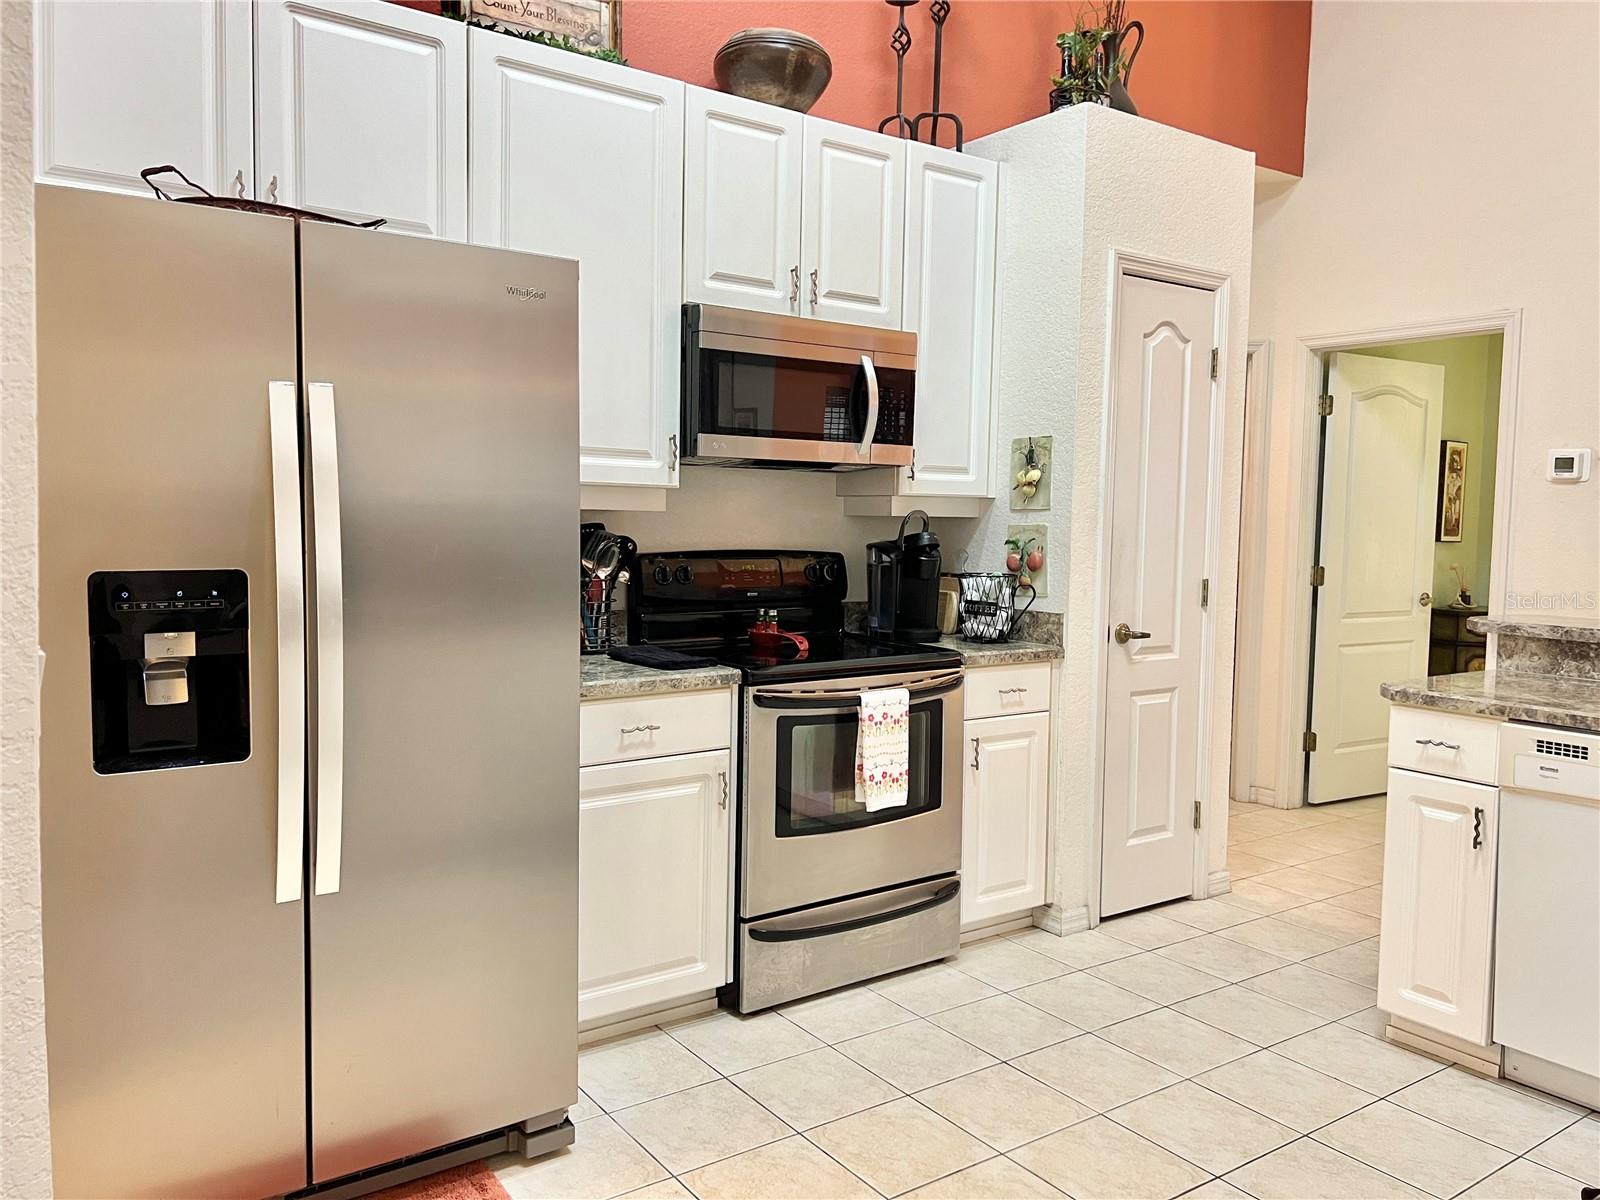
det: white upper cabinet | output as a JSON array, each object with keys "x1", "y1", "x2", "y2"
[
  {"x1": 902, "y1": 144, "x2": 998, "y2": 496},
  {"x1": 471, "y1": 30, "x2": 683, "y2": 490},
  {"x1": 256, "y1": 1, "x2": 466, "y2": 237},
  {"x1": 35, "y1": 0, "x2": 253, "y2": 199},
  {"x1": 802, "y1": 118, "x2": 905, "y2": 329},
  {"x1": 683, "y1": 87, "x2": 803, "y2": 317}
]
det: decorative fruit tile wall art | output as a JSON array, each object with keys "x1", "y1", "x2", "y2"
[
  {"x1": 1010, "y1": 435, "x2": 1051, "y2": 510},
  {"x1": 1005, "y1": 523, "x2": 1048, "y2": 598}
]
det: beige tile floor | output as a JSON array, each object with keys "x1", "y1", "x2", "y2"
[{"x1": 492, "y1": 796, "x2": 1600, "y2": 1199}]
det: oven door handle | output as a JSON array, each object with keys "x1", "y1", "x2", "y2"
[
  {"x1": 747, "y1": 880, "x2": 959, "y2": 943},
  {"x1": 752, "y1": 677, "x2": 963, "y2": 709}
]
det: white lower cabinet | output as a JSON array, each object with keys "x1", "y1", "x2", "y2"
[
  {"x1": 961, "y1": 710, "x2": 1050, "y2": 928},
  {"x1": 1378, "y1": 765, "x2": 1498, "y2": 1044},
  {"x1": 578, "y1": 748, "x2": 731, "y2": 1025}
]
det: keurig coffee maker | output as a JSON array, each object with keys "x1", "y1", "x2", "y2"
[{"x1": 866, "y1": 511, "x2": 942, "y2": 644}]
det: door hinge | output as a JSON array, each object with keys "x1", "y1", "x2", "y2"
[
  {"x1": 1317, "y1": 394, "x2": 1333, "y2": 417},
  {"x1": 1193, "y1": 800, "x2": 1202, "y2": 830},
  {"x1": 1210, "y1": 348, "x2": 1219, "y2": 380},
  {"x1": 1303, "y1": 730, "x2": 1318, "y2": 752},
  {"x1": 1310, "y1": 564, "x2": 1326, "y2": 587},
  {"x1": 1200, "y1": 578, "x2": 1210, "y2": 608}
]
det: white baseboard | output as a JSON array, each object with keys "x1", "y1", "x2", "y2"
[
  {"x1": 1248, "y1": 785, "x2": 1284, "y2": 808},
  {"x1": 1033, "y1": 904, "x2": 1090, "y2": 935},
  {"x1": 1207, "y1": 869, "x2": 1232, "y2": 897},
  {"x1": 960, "y1": 913, "x2": 1036, "y2": 944},
  {"x1": 1386, "y1": 1019, "x2": 1500, "y2": 1078},
  {"x1": 579, "y1": 994, "x2": 717, "y2": 1046}
]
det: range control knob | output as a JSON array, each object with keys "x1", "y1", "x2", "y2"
[
  {"x1": 673, "y1": 564, "x2": 694, "y2": 585},
  {"x1": 820, "y1": 560, "x2": 840, "y2": 583},
  {"x1": 651, "y1": 564, "x2": 671, "y2": 586},
  {"x1": 803, "y1": 561, "x2": 820, "y2": 582}
]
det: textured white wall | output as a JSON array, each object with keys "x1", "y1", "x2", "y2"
[
  {"x1": 1248, "y1": 0, "x2": 1600, "y2": 802},
  {"x1": 967, "y1": 106, "x2": 1255, "y2": 918},
  {"x1": 1, "y1": 0, "x2": 53, "y2": 1194}
]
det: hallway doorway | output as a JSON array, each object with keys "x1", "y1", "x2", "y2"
[{"x1": 1303, "y1": 333, "x2": 1504, "y2": 804}]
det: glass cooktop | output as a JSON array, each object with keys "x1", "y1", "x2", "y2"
[{"x1": 714, "y1": 632, "x2": 961, "y2": 683}]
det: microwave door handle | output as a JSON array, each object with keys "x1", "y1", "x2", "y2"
[{"x1": 858, "y1": 354, "x2": 880, "y2": 458}]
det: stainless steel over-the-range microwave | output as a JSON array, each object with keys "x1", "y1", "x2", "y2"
[{"x1": 682, "y1": 304, "x2": 917, "y2": 469}]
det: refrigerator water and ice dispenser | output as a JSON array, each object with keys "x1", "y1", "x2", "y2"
[{"x1": 87, "y1": 569, "x2": 249, "y2": 774}]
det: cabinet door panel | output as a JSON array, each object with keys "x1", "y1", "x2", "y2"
[
  {"x1": 962, "y1": 712, "x2": 1049, "y2": 927},
  {"x1": 257, "y1": 0, "x2": 466, "y2": 237},
  {"x1": 1378, "y1": 767, "x2": 1497, "y2": 1044},
  {"x1": 802, "y1": 119, "x2": 904, "y2": 329},
  {"x1": 579, "y1": 751, "x2": 731, "y2": 1024},
  {"x1": 684, "y1": 88, "x2": 803, "y2": 316},
  {"x1": 903, "y1": 144, "x2": 997, "y2": 496},
  {"x1": 471, "y1": 30, "x2": 682, "y2": 488},
  {"x1": 36, "y1": 0, "x2": 253, "y2": 198}
]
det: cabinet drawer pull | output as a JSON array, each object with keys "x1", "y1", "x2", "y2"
[
  {"x1": 998, "y1": 687, "x2": 1029, "y2": 695},
  {"x1": 620, "y1": 724, "x2": 662, "y2": 735},
  {"x1": 1472, "y1": 806, "x2": 1484, "y2": 850},
  {"x1": 1414, "y1": 738, "x2": 1462, "y2": 750}
]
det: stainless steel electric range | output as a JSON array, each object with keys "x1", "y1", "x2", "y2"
[{"x1": 629, "y1": 550, "x2": 964, "y2": 1011}]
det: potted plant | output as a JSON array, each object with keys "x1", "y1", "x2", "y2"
[{"x1": 1050, "y1": 4, "x2": 1127, "y2": 111}]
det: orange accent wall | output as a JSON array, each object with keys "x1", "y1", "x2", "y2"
[
  {"x1": 401, "y1": 1, "x2": 1310, "y2": 174},
  {"x1": 620, "y1": 0, "x2": 1308, "y2": 175}
]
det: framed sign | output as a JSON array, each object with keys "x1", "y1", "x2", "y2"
[
  {"x1": 1437, "y1": 439, "x2": 1468, "y2": 542},
  {"x1": 469, "y1": 0, "x2": 619, "y2": 51}
]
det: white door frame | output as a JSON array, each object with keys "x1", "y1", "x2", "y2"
[
  {"x1": 1091, "y1": 249, "x2": 1233, "y2": 919},
  {"x1": 1271, "y1": 311, "x2": 1522, "y2": 810},
  {"x1": 1231, "y1": 340, "x2": 1274, "y2": 805}
]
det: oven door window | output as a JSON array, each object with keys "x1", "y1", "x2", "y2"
[{"x1": 774, "y1": 700, "x2": 943, "y2": 836}]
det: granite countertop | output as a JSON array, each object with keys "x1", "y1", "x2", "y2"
[
  {"x1": 1466, "y1": 615, "x2": 1600, "y2": 643},
  {"x1": 579, "y1": 655, "x2": 741, "y2": 700},
  {"x1": 934, "y1": 637, "x2": 1063, "y2": 667},
  {"x1": 1380, "y1": 670, "x2": 1600, "y2": 733},
  {"x1": 580, "y1": 636, "x2": 1062, "y2": 700}
]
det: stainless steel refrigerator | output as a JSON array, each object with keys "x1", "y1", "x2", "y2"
[{"x1": 36, "y1": 184, "x2": 579, "y2": 1199}]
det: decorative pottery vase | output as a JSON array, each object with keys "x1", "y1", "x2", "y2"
[
  {"x1": 1102, "y1": 20, "x2": 1144, "y2": 114},
  {"x1": 713, "y1": 28, "x2": 832, "y2": 113}
]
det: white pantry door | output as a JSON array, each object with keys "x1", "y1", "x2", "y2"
[
  {"x1": 1308, "y1": 353, "x2": 1444, "y2": 804},
  {"x1": 1100, "y1": 275, "x2": 1217, "y2": 918}
]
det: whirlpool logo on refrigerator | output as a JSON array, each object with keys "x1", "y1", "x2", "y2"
[{"x1": 505, "y1": 285, "x2": 547, "y2": 301}]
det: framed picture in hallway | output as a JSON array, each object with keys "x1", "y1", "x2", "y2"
[{"x1": 1437, "y1": 439, "x2": 1468, "y2": 542}]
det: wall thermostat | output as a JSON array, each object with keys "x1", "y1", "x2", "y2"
[{"x1": 1547, "y1": 449, "x2": 1592, "y2": 482}]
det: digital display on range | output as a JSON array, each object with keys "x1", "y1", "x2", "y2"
[{"x1": 714, "y1": 559, "x2": 781, "y2": 590}]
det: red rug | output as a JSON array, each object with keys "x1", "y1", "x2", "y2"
[{"x1": 366, "y1": 1162, "x2": 511, "y2": 1200}]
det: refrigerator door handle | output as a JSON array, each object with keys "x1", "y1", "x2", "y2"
[
  {"x1": 307, "y1": 381, "x2": 345, "y2": 896},
  {"x1": 269, "y1": 381, "x2": 306, "y2": 904}
]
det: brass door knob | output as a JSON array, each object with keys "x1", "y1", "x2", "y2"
[{"x1": 1114, "y1": 622, "x2": 1152, "y2": 645}]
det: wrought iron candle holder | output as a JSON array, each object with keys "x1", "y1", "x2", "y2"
[
  {"x1": 877, "y1": 0, "x2": 918, "y2": 139},
  {"x1": 912, "y1": 0, "x2": 963, "y2": 150}
]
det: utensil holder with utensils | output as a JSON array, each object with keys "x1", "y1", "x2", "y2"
[{"x1": 581, "y1": 525, "x2": 635, "y2": 654}]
